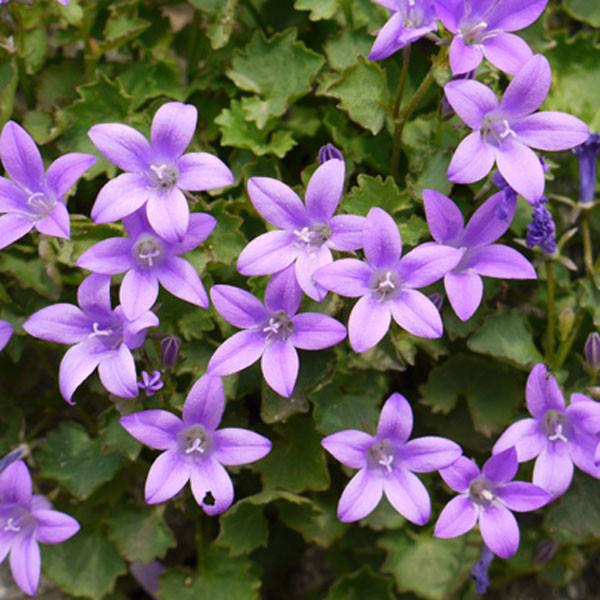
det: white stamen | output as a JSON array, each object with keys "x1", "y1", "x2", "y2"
[
  {"x1": 4, "y1": 518, "x2": 21, "y2": 533},
  {"x1": 89, "y1": 322, "x2": 112, "y2": 338},
  {"x1": 481, "y1": 489, "x2": 494, "y2": 502},
  {"x1": 377, "y1": 271, "x2": 396, "y2": 291},
  {"x1": 138, "y1": 248, "x2": 161, "y2": 267},
  {"x1": 263, "y1": 317, "x2": 281, "y2": 335},
  {"x1": 185, "y1": 438, "x2": 206, "y2": 454},
  {"x1": 499, "y1": 119, "x2": 516, "y2": 139},
  {"x1": 293, "y1": 227, "x2": 312, "y2": 244},
  {"x1": 150, "y1": 164, "x2": 169, "y2": 181},
  {"x1": 549, "y1": 423, "x2": 568, "y2": 443},
  {"x1": 378, "y1": 454, "x2": 394, "y2": 473}
]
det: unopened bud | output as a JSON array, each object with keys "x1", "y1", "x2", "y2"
[
  {"x1": 160, "y1": 335, "x2": 181, "y2": 369},
  {"x1": 584, "y1": 332, "x2": 600, "y2": 373},
  {"x1": 318, "y1": 143, "x2": 343, "y2": 164},
  {"x1": 428, "y1": 292, "x2": 444, "y2": 312},
  {"x1": 534, "y1": 540, "x2": 558, "y2": 566},
  {"x1": 558, "y1": 307, "x2": 575, "y2": 341}
]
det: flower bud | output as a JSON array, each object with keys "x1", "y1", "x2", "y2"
[
  {"x1": 558, "y1": 307, "x2": 575, "y2": 341},
  {"x1": 572, "y1": 133, "x2": 600, "y2": 204},
  {"x1": 160, "y1": 335, "x2": 181, "y2": 369},
  {"x1": 584, "y1": 332, "x2": 600, "y2": 374},
  {"x1": 318, "y1": 143, "x2": 343, "y2": 164},
  {"x1": 534, "y1": 540, "x2": 557, "y2": 566},
  {"x1": 428, "y1": 292, "x2": 444, "y2": 312}
]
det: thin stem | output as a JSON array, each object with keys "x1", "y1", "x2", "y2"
[
  {"x1": 196, "y1": 511, "x2": 205, "y2": 573},
  {"x1": 551, "y1": 309, "x2": 585, "y2": 372},
  {"x1": 241, "y1": 0, "x2": 269, "y2": 36},
  {"x1": 581, "y1": 207, "x2": 594, "y2": 279},
  {"x1": 390, "y1": 46, "x2": 411, "y2": 178},
  {"x1": 545, "y1": 260, "x2": 556, "y2": 364}
]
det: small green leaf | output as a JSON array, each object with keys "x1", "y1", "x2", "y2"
[
  {"x1": 0, "y1": 60, "x2": 18, "y2": 124},
  {"x1": 324, "y1": 29, "x2": 373, "y2": 71},
  {"x1": 563, "y1": 0, "x2": 600, "y2": 27},
  {"x1": 294, "y1": 0, "x2": 339, "y2": 21},
  {"x1": 325, "y1": 566, "x2": 395, "y2": 600},
  {"x1": 189, "y1": 0, "x2": 239, "y2": 49},
  {"x1": 344, "y1": 174, "x2": 412, "y2": 216},
  {"x1": 216, "y1": 502, "x2": 269, "y2": 556}
]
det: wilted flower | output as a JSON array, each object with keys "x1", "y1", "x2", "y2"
[
  {"x1": 572, "y1": 133, "x2": 600, "y2": 204},
  {"x1": 526, "y1": 198, "x2": 556, "y2": 255}
]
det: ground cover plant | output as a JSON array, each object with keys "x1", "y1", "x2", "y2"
[{"x1": 1, "y1": 0, "x2": 600, "y2": 598}]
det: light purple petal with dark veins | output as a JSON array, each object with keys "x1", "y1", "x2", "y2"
[
  {"x1": 444, "y1": 271, "x2": 484, "y2": 321},
  {"x1": 377, "y1": 392, "x2": 413, "y2": 442},
  {"x1": 495, "y1": 140, "x2": 545, "y2": 202},
  {"x1": 177, "y1": 152, "x2": 233, "y2": 191},
  {"x1": 33, "y1": 510, "x2": 80, "y2": 544},
  {"x1": 150, "y1": 102, "x2": 196, "y2": 160},
  {"x1": 496, "y1": 482, "x2": 550, "y2": 512},
  {"x1": 0, "y1": 320, "x2": 13, "y2": 351},
  {"x1": 462, "y1": 191, "x2": 517, "y2": 247},
  {"x1": 434, "y1": 495, "x2": 478, "y2": 538},
  {"x1": 237, "y1": 230, "x2": 299, "y2": 276},
  {"x1": 290, "y1": 313, "x2": 346, "y2": 350},
  {"x1": 157, "y1": 256, "x2": 209, "y2": 309},
  {"x1": 183, "y1": 374, "x2": 225, "y2": 429},
  {"x1": 435, "y1": 0, "x2": 462, "y2": 31},
  {"x1": 213, "y1": 428, "x2": 272, "y2": 465},
  {"x1": 190, "y1": 458, "x2": 234, "y2": 515},
  {"x1": 512, "y1": 112, "x2": 590, "y2": 151},
  {"x1": 321, "y1": 430, "x2": 373, "y2": 469},
  {"x1": 120, "y1": 269, "x2": 159, "y2": 320},
  {"x1": 444, "y1": 80, "x2": 499, "y2": 129},
  {"x1": 500, "y1": 54, "x2": 550, "y2": 119},
  {"x1": 348, "y1": 294, "x2": 391, "y2": 352},
  {"x1": 398, "y1": 245, "x2": 462, "y2": 288},
  {"x1": 88, "y1": 123, "x2": 152, "y2": 172},
  {"x1": 469, "y1": 244, "x2": 536, "y2": 279},
  {"x1": 77, "y1": 238, "x2": 133, "y2": 275},
  {"x1": 391, "y1": 290, "x2": 443, "y2": 339},
  {"x1": 125, "y1": 310, "x2": 159, "y2": 339},
  {"x1": 329, "y1": 214, "x2": 366, "y2": 251},
  {"x1": 401, "y1": 436, "x2": 463, "y2": 473},
  {"x1": 0, "y1": 213, "x2": 33, "y2": 249},
  {"x1": 265, "y1": 264, "x2": 302, "y2": 315},
  {"x1": 0, "y1": 461, "x2": 32, "y2": 505},
  {"x1": 119, "y1": 410, "x2": 181, "y2": 450},
  {"x1": 208, "y1": 330, "x2": 265, "y2": 376},
  {"x1": 98, "y1": 345, "x2": 138, "y2": 398},
  {"x1": 533, "y1": 442, "x2": 573, "y2": 497},
  {"x1": 23, "y1": 303, "x2": 91, "y2": 344},
  {"x1": 312, "y1": 258, "x2": 371, "y2": 298},
  {"x1": 46, "y1": 153, "x2": 96, "y2": 198},
  {"x1": 173, "y1": 213, "x2": 216, "y2": 254},
  {"x1": 305, "y1": 159, "x2": 345, "y2": 221},
  {"x1": 0, "y1": 176, "x2": 25, "y2": 212},
  {"x1": 58, "y1": 341, "x2": 102, "y2": 403},
  {"x1": 77, "y1": 273, "x2": 113, "y2": 317},
  {"x1": 423, "y1": 189, "x2": 465, "y2": 244},
  {"x1": 210, "y1": 285, "x2": 267, "y2": 329},
  {"x1": 482, "y1": 32, "x2": 533, "y2": 76},
  {"x1": 363, "y1": 207, "x2": 402, "y2": 269},
  {"x1": 567, "y1": 432, "x2": 600, "y2": 478},
  {"x1": 368, "y1": 13, "x2": 405, "y2": 61},
  {"x1": 526, "y1": 363, "x2": 565, "y2": 417},
  {"x1": 448, "y1": 132, "x2": 495, "y2": 184},
  {"x1": 449, "y1": 36, "x2": 484, "y2": 75},
  {"x1": 146, "y1": 188, "x2": 189, "y2": 243},
  {"x1": 483, "y1": 447, "x2": 518, "y2": 483},
  {"x1": 493, "y1": 418, "x2": 545, "y2": 461},
  {"x1": 0, "y1": 121, "x2": 44, "y2": 190},
  {"x1": 35, "y1": 202, "x2": 70, "y2": 239},
  {"x1": 566, "y1": 400, "x2": 600, "y2": 435},
  {"x1": 247, "y1": 177, "x2": 308, "y2": 229},
  {"x1": 487, "y1": 0, "x2": 549, "y2": 32},
  {"x1": 440, "y1": 456, "x2": 480, "y2": 493},
  {"x1": 91, "y1": 173, "x2": 150, "y2": 224},
  {"x1": 145, "y1": 450, "x2": 190, "y2": 504},
  {"x1": 260, "y1": 340, "x2": 299, "y2": 398},
  {"x1": 337, "y1": 469, "x2": 383, "y2": 522},
  {"x1": 10, "y1": 534, "x2": 40, "y2": 596},
  {"x1": 294, "y1": 245, "x2": 332, "y2": 302},
  {"x1": 383, "y1": 468, "x2": 431, "y2": 525},
  {"x1": 479, "y1": 504, "x2": 519, "y2": 559}
]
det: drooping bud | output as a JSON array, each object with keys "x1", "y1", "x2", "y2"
[
  {"x1": 318, "y1": 143, "x2": 344, "y2": 164},
  {"x1": 584, "y1": 332, "x2": 600, "y2": 374},
  {"x1": 470, "y1": 544, "x2": 494, "y2": 595},
  {"x1": 558, "y1": 307, "x2": 575, "y2": 341},
  {"x1": 160, "y1": 335, "x2": 181, "y2": 369},
  {"x1": 526, "y1": 198, "x2": 556, "y2": 255},
  {"x1": 572, "y1": 133, "x2": 600, "y2": 204}
]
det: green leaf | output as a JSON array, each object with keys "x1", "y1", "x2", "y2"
[
  {"x1": 344, "y1": 174, "x2": 412, "y2": 216},
  {"x1": 0, "y1": 60, "x2": 18, "y2": 124},
  {"x1": 43, "y1": 528, "x2": 127, "y2": 600},
  {"x1": 189, "y1": 0, "x2": 239, "y2": 49},
  {"x1": 216, "y1": 501, "x2": 269, "y2": 556},
  {"x1": 37, "y1": 422, "x2": 125, "y2": 500},
  {"x1": 99, "y1": 408, "x2": 141, "y2": 461},
  {"x1": 227, "y1": 30, "x2": 324, "y2": 128},
  {"x1": 325, "y1": 566, "x2": 395, "y2": 600},
  {"x1": 378, "y1": 532, "x2": 478, "y2": 600},
  {"x1": 205, "y1": 201, "x2": 247, "y2": 265},
  {"x1": 258, "y1": 415, "x2": 330, "y2": 493},
  {"x1": 467, "y1": 311, "x2": 543, "y2": 369},
  {"x1": 16, "y1": 28, "x2": 48, "y2": 75},
  {"x1": 107, "y1": 506, "x2": 175, "y2": 563},
  {"x1": 118, "y1": 61, "x2": 187, "y2": 109},
  {"x1": 563, "y1": 0, "x2": 600, "y2": 27},
  {"x1": 319, "y1": 58, "x2": 390, "y2": 134},
  {"x1": 0, "y1": 252, "x2": 60, "y2": 300},
  {"x1": 398, "y1": 214, "x2": 429, "y2": 247},
  {"x1": 324, "y1": 28, "x2": 373, "y2": 71},
  {"x1": 580, "y1": 278, "x2": 600, "y2": 328},
  {"x1": 159, "y1": 547, "x2": 261, "y2": 600},
  {"x1": 102, "y1": 0, "x2": 151, "y2": 52},
  {"x1": 294, "y1": 0, "x2": 339, "y2": 21}
]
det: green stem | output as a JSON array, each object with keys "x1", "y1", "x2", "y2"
[
  {"x1": 581, "y1": 207, "x2": 594, "y2": 279},
  {"x1": 389, "y1": 46, "x2": 411, "y2": 179},
  {"x1": 196, "y1": 512, "x2": 205, "y2": 573},
  {"x1": 545, "y1": 260, "x2": 556, "y2": 364},
  {"x1": 241, "y1": 0, "x2": 269, "y2": 36},
  {"x1": 551, "y1": 309, "x2": 584, "y2": 372}
]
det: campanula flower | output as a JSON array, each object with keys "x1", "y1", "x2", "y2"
[
  {"x1": 434, "y1": 449, "x2": 550, "y2": 559},
  {"x1": 0, "y1": 121, "x2": 95, "y2": 249},
  {"x1": 322, "y1": 392, "x2": 462, "y2": 523},
  {"x1": 23, "y1": 274, "x2": 158, "y2": 403},
  {"x1": 88, "y1": 102, "x2": 233, "y2": 243},
  {"x1": 314, "y1": 207, "x2": 462, "y2": 352},
  {"x1": 237, "y1": 159, "x2": 365, "y2": 301},
  {"x1": 572, "y1": 133, "x2": 600, "y2": 204},
  {"x1": 0, "y1": 320, "x2": 13, "y2": 351},
  {"x1": 445, "y1": 55, "x2": 589, "y2": 201},
  {"x1": 120, "y1": 375, "x2": 271, "y2": 513},
  {"x1": 138, "y1": 371, "x2": 164, "y2": 397},
  {"x1": 208, "y1": 266, "x2": 346, "y2": 397}
]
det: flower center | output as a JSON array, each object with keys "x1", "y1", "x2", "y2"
[
  {"x1": 149, "y1": 163, "x2": 178, "y2": 192},
  {"x1": 368, "y1": 439, "x2": 395, "y2": 473},
  {"x1": 481, "y1": 115, "x2": 517, "y2": 147},
  {"x1": 543, "y1": 409, "x2": 569, "y2": 443},
  {"x1": 372, "y1": 270, "x2": 400, "y2": 302},
  {"x1": 262, "y1": 311, "x2": 294, "y2": 342},
  {"x1": 400, "y1": 0, "x2": 426, "y2": 28},
  {"x1": 460, "y1": 20, "x2": 489, "y2": 45},
  {"x1": 469, "y1": 479, "x2": 496, "y2": 505},
  {"x1": 293, "y1": 224, "x2": 332, "y2": 252},
  {"x1": 133, "y1": 234, "x2": 164, "y2": 268},
  {"x1": 179, "y1": 425, "x2": 211, "y2": 457},
  {"x1": 88, "y1": 321, "x2": 123, "y2": 350},
  {"x1": 26, "y1": 191, "x2": 56, "y2": 220}
]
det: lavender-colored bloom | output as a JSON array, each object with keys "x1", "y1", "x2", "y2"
[
  {"x1": 160, "y1": 335, "x2": 181, "y2": 369},
  {"x1": 0, "y1": 461, "x2": 79, "y2": 596},
  {"x1": 471, "y1": 545, "x2": 494, "y2": 594},
  {"x1": 318, "y1": 143, "x2": 344, "y2": 164},
  {"x1": 437, "y1": 0, "x2": 548, "y2": 75},
  {"x1": 322, "y1": 392, "x2": 462, "y2": 523},
  {"x1": 208, "y1": 266, "x2": 346, "y2": 397},
  {"x1": 0, "y1": 121, "x2": 95, "y2": 250},
  {"x1": 77, "y1": 209, "x2": 215, "y2": 319},
  {"x1": 120, "y1": 374, "x2": 271, "y2": 512},
  {"x1": 88, "y1": 102, "x2": 233, "y2": 243},
  {"x1": 23, "y1": 274, "x2": 158, "y2": 403},
  {"x1": 314, "y1": 207, "x2": 462, "y2": 352},
  {"x1": 435, "y1": 449, "x2": 550, "y2": 559},
  {"x1": 0, "y1": 320, "x2": 13, "y2": 351},
  {"x1": 585, "y1": 332, "x2": 600, "y2": 374},
  {"x1": 572, "y1": 133, "x2": 600, "y2": 204},
  {"x1": 138, "y1": 371, "x2": 164, "y2": 397},
  {"x1": 526, "y1": 198, "x2": 556, "y2": 255},
  {"x1": 445, "y1": 55, "x2": 590, "y2": 202},
  {"x1": 423, "y1": 189, "x2": 536, "y2": 321},
  {"x1": 237, "y1": 159, "x2": 365, "y2": 301},
  {"x1": 0, "y1": 449, "x2": 23, "y2": 475},
  {"x1": 493, "y1": 364, "x2": 600, "y2": 497},
  {"x1": 369, "y1": 0, "x2": 438, "y2": 61}
]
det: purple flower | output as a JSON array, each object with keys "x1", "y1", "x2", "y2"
[
  {"x1": 208, "y1": 266, "x2": 346, "y2": 397},
  {"x1": 526, "y1": 198, "x2": 556, "y2": 255},
  {"x1": 423, "y1": 189, "x2": 536, "y2": 321},
  {"x1": 0, "y1": 121, "x2": 95, "y2": 250},
  {"x1": 23, "y1": 274, "x2": 158, "y2": 403},
  {"x1": 318, "y1": 143, "x2": 344, "y2": 164},
  {"x1": 434, "y1": 448, "x2": 550, "y2": 559},
  {"x1": 160, "y1": 335, "x2": 181, "y2": 369},
  {"x1": 0, "y1": 320, "x2": 13, "y2": 351},
  {"x1": 120, "y1": 374, "x2": 271, "y2": 513},
  {"x1": 313, "y1": 207, "x2": 462, "y2": 352},
  {"x1": 130, "y1": 561, "x2": 164, "y2": 600},
  {"x1": 77, "y1": 209, "x2": 215, "y2": 319},
  {"x1": 237, "y1": 159, "x2": 364, "y2": 301},
  {"x1": 445, "y1": 55, "x2": 590, "y2": 202},
  {"x1": 138, "y1": 371, "x2": 164, "y2": 397},
  {"x1": 493, "y1": 364, "x2": 600, "y2": 497},
  {"x1": 322, "y1": 392, "x2": 462, "y2": 523},
  {"x1": 572, "y1": 133, "x2": 600, "y2": 204},
  {"x1": 437, "y1": 0, "x2": 547, "y2": 75},
  {"x1": 0, "y1": 460, "x2": 79, "y2": 596},
  {"x1": 369, "y1": 0, "x2": 438, "y2": 61},
  {"x1": 88, "y1": 102, "x2": 233, "y2": 243},
  {"x1": 470, "y1": 545, "x2": 494, "y2": 594}
]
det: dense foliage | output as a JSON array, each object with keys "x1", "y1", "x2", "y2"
[{"x1": 1, "y1": 0, "x2": 600, "y2": 598}]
